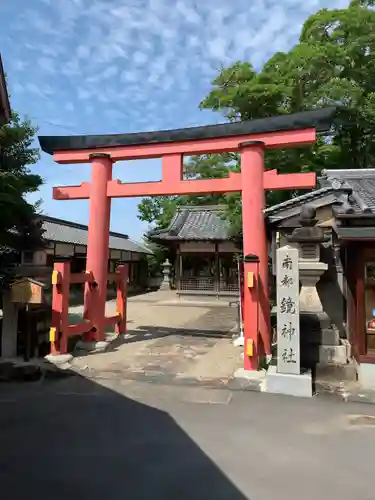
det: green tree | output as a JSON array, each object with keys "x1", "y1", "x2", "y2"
[
  {"x1": 142, "y1": 234, "x2": 169, "y2": 277},
  {"x1": 0, "y1": 112, "x2": 43, "y2": 278},
  {"x1": 200, "y1": 0, "x2": 375, "y2": 234},
  {"x1": 137, "y1": 153, "x2": 233, "y2": 228},
  {"x1": 138, "y1": 0, "x2": 375, "y2": 238}
]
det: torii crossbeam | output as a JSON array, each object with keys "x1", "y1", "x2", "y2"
[{"x1": 39, "y1": 106, "x2": 336, "y2": 371}]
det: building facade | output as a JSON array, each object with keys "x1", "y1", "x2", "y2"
[
  {"x1": 150, "y1": 206, "x2": 240, "y2": 298},
  {"x1": 23, "y1": 215, "x2": 151, "y2": 291}
]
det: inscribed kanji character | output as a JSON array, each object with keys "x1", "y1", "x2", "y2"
[
  {"x1": 281, "y1": 322, "x2": 296, "y2": 341},
  {"x1": 280, "y1": 274, "x2": 294, "y2": 287},
  {"x1": 281, "y1": 348, "x2": 297, "y2": 364},
  {"x1": 280, "y1": 297, "x2": 296, "y2": 314},
  {"x1": 282, "y1": 255, "x2": 293, "y2": 270}
]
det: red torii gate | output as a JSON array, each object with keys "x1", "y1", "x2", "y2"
[{"x1": 39, "y1": 107, "x2": 335, "y2": 371}]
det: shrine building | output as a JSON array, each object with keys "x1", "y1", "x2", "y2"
[
  {"x1": 266, "y1": 168, "x2": 375, "y2": 387},
  {"x1": 150, "y1": 205, "x2": 240, "y2": 299}
]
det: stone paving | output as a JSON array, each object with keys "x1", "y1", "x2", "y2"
[{"x1": 70, "y1": 291, "x2": 243, "y2": 386}]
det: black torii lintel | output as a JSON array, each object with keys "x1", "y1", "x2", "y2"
[{"x1": 38, "y1": 107, "x2": 336, "y2": 155}]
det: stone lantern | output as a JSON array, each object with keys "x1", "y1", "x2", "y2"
[
  {"x1": 159, "y1": 258, "x2": 172, "y2": 290},
  {"x1": 287, "y1": 204, "x2": 339, "y2": 367}
]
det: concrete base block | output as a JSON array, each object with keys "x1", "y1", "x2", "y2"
[
  {"x1": 75, "y1": 340, "x2": 110, "y2": 353},
  {"x1": 44, "y1": 353, "x2": 73, "y2": 369},
  {"x1": 234, "y1": 368, "x2": 266, "y2": 382},
  {"x1": 233, "y1": 335, "x2": 245, "y2": 347},
  {"x1": 265, "y1": 365, "x2": 313, "y2": 398},
  {"x1": 358, "y1": 363, "x2": 375, "y2": 389}
]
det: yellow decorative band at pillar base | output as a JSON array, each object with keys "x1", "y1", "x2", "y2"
[
  {"x1": 246, "y1": 339, "x2": 254, "y2": 357},
  {"x1": 51, "y1": 270, "x2": 59, "y2": 285},
  {"x1": 247, "y1": 271, "x2": 254, "y2": 288},
  {"x1": 49, "y1": 327, "x2": 57, "y2": 342}
]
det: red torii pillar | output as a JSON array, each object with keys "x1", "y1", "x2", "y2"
[
  {"x1": 85, "y1": 153, "x2": 113, "y2": 339},
  {"x1": 241, "y1": 141, "x2": 269, "y2": 369},
  {"x1": 40, "y1": 121, "x2": 326, "y2": 370}
]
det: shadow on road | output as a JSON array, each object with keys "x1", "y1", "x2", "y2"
[
  {"x1": 124, "y1": 325, "x2": 232, "y2": 343},
  {"x1": 0, "y1": 368, "x2": 249, "y2": 500},
  {"x1": 71, "y1": 324, "x2": 232, "y2": 360}
]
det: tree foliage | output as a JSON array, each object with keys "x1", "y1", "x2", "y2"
[
  {"x1": 137, "y1": 154, "x2": 232, "y2": 228},
  {"x1": 0, "y1": 111, "x2": 43, "y2": 275},
  {"x1": 138, "y1": 0, "x2": 375, "y2": 238}
]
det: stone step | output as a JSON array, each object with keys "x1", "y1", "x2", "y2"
[
  {"x1": 301, "y1": 344, "x2": 349, "y2": 366},
  {"x1": 315, "y1": 362, "x2": 358, "y2": 382},
  {"x1": 300, "y1": 328, "x2": 341, "y2": 346}
]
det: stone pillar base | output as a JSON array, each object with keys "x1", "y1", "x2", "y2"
[
  {"x1": 75, "y1": 340, "x2": 110, "y2": 353},
  {"x1": 44, "y1": 353, "x2": 73, "y2": 368},
  {"x1": 265, "y1": 365, "x2": 313, "y2": 398}
]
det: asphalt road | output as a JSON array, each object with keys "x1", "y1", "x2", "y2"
[{"x1": 1, "y1": 375, "x2": 375, "y2": 500}]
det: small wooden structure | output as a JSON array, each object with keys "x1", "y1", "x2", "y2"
[
  {"x1": 150, "y1": 205, "x2": 240, "y2": 298},
  {"x1": 9, "y1": 278, "x2": 47, "y2": 361},
  {"x1": 10, "y1": 278, "x2": 46, "y2": 305}
]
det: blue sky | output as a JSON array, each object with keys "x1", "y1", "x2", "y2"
[{"x1": 0, "y1": 0, "x2": 349, "y2": 242}]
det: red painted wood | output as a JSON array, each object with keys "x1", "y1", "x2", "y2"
[
  {"x1": 356, "y1": 246, "x2": 366, "y2": 355},
  {"x1": 115, "y1": 264, "x2": 128, "y2": 335},
  {"x1": 67, "y1": 321, "x2": 94, "y2": 337},
  {"x1": 52, "y1": 171, "x2": 316, "y2": 201},
  {"x1": 49, "y1": 124, "x2": 321, "y2": 370},
  {"x1": 104, "y1": 315, "x2": 119, "y2": 327},
  {"x1": 241, "y1": 143, "x2": 270, "y2": 369},
  {"x1": 70, "y1": 272, "x2": 94, "y2": 284},
  {"x1": 83, "y1": 154, "x2": 113, "y2": 342},
  {"x1": 51, "y1": 261, "x2": 70, "y2": 355},
  {"x1": 53, "y1": 128, "x2": 317, "y2": 164}
]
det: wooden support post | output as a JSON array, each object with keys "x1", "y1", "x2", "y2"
[
  {"x1": 50, "y1": 261, "x2": 70, "y2": 355},
  {"x1": 84, "y1": 153, "x2": 113, "y2": 342},
  {"x1": 115, "y1": 264, "x2": 129, "y2": 335},
  {"x1": 240, "y1": 141, "x2": 270, "y2": 370},
  {"x1": 215, "y1": 243, "x2": 220, "y2": 299}
]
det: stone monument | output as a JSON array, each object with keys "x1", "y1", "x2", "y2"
[
  {"x1": 159, "y1": 258, "x2": 172, "y2": 290},
  {"x1": 266, "y1": 244, "x2": 313, "y2": 397},
  {"x1": 275, "y1": 245, "x2": 300, "y2": 375}
]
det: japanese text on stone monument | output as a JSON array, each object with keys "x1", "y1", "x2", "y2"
[{"x1": 276, "y1": 246, "x2": 300, "y2": 374}]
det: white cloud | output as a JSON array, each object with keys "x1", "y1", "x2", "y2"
[{"x1": 4, "y1": 0, "x2": 352, "y2": 134}]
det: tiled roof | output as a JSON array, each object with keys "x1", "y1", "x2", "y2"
[
  {"x1": 320, "y1": 169, "x2": 375, "y2": 216},
  {"x1": 264, "y1": 187, "x2": 334, "y2": 216},
  {"x1": 266, "y1": 168, "x2": 375, "y2": 220},
  {"x1": 40, "y1": 216, "x2": 151, "y2": 254},
  {"x1": 150, "y1": 206, "x2": 231, "y2": 241}
]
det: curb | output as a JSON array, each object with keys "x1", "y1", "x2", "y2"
[
  {"x1": 70, "y1": 368, "x2": 375, "y2": 403},
  {"x1": 3, "y1": 361, "x2": 375, "y2": 404}
]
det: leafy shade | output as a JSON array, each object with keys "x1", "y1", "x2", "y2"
[{"x1": 0, "y1": 112, "x2": 43, "y2": 274}]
